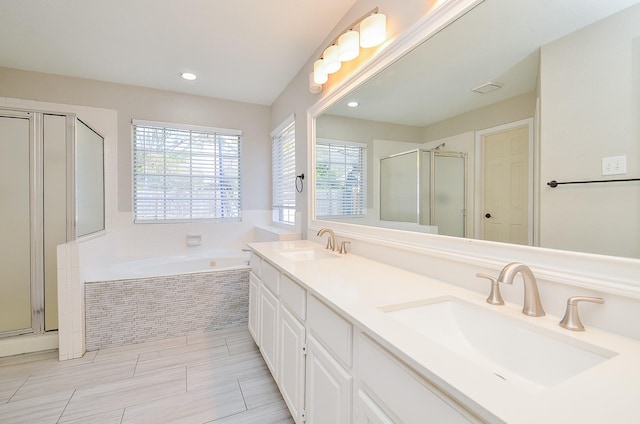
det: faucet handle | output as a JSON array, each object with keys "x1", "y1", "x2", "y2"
[
  {"x1": 559, "y1": 296, "x2": 604, "y2": 331},
  {"x1": 339, "y1": 241, "x2": 351, "y2": 254},
  {"x1": 476, "y1": 273, "x2": 504, "y2": 305}
]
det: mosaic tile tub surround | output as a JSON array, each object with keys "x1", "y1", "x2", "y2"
[{"x1": 85, "y1": 268, "x2": 249, "y2": 350}]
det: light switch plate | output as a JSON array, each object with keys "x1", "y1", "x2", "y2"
[{"x1": 602, "y1": 156, "x2": 627, "y2": 176}]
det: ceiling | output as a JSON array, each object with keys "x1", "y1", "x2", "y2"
[
  {"x1": 326, "y1": 0, "x2": 639, "y2": 127},
  {"x1": 0, "y1": 0, "x2": 359, "y2": 105}
]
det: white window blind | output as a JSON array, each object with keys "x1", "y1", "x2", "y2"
[
  {"x1": 271, "y1": 116, "x2": 296, "y2": 225},
  {"x1": 315, "y1": 139, "x2": 366, "y2": 218},
  {"x1": 133, "y1": 120, "x2": 242, "y2": 223}
]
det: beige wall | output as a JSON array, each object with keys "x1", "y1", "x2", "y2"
[
  {"x1": 539, "y1": 4, "x2": 640, "y2": 258},
  {"x1": 0, "y1": 67, "x2": 272, "y2": 213},
  {"x1": 422, "y1": 91, "x2": 536, "y2": 142}
]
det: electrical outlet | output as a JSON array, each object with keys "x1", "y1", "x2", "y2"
[{"x1": 602, "y1": 156, "x2": 627, "y2": 176}]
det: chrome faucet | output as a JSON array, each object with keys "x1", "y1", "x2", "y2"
[
  {"x1": 317, "y1": 228, "x2": 337, "y2": 251},
  {"x1": 497, "y1": 262, "x2": 545, "y2": 317}
]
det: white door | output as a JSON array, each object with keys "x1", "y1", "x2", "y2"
[
  {"x1": 305, "y1": 335, "x2": 352, "y2": 424},
  {"x1": 248, "y1": 273, "x2": 260, "y2": 344},
  {"x1": 279, "y1": 306, "x2": 306, "y2": 423},
  {"x1": 0, "y1": 115, "x2": 32, "y2": 335},
  {"x1": 259, "y1": 284, "x2": 279, "y2": 380},
  {"x1": 480, "y1": 122, "x2": 531, "y2": 245}
]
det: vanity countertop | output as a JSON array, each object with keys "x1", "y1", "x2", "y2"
[{"x1": 248, "y1": 240, "x2": 640, "y2": 424}]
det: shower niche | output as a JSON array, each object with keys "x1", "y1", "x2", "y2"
[
  {"x1": 0, "y1": 109, "x2": 104, "y2": 337},
  {"x1": 380, "y1": 149, "x2": 466, "y2": 238}
]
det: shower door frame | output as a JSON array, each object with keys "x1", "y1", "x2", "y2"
[{"x1": 0, "y1": 108, "x2": 78, "y2": 338}]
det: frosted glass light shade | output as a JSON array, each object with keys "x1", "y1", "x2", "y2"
[
  {"x1": 338, "y1": 30, "x2": 360, "y2": 62},
  {"x1": 313, "y1": 59, "x2": 328, "y2": 84},
  {"x1": 323, "y1": 45, "x2": 342, "y2": 74},
  {"x1": 360, "y1": 13, "x2": 386, "y2": 48},
  {"x1": 309, "y1": 72, "x2": 322, "y2": 93}
]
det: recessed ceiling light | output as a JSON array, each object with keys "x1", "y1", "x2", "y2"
[
  {"x1": 180, "y1": 72, "x2": 197, "y2": 81},
  {"x1": 347, "y1": 101, "x2": 359, "y2": 108}
]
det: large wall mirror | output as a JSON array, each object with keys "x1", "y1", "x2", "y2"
[{"x1": 313, "y1": 0, "x2": 640, "y2": 260}]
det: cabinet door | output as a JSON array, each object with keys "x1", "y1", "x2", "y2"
[
  {"x1": 355, "y1": 390, "x2": 395, "y2": 424},
  {"x1": 358, "y1": 335, "x2": 476, "y2": 423},
  {"x1": 248, "y1": 273, "x2": 260, "y2": 345},
  {"x1": 259, "y1": 284, "x2": 279, "y2": 380},
  {"x1": 306, "y1": 335, "x2": 352, "y2": 424},
  {"x1": 279, "y1": 306, "x2": 306, "y2": 423}
]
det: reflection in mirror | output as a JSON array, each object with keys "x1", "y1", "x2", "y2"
[
  {"x1": 380, "y1": 149, "x2": 466, "y2": 238},
  {"x1": 76, "y1": 119, "x2": 105, "y2": 237},
  {"x1": 314, "y1": 0, "x2": 640, "y2": 259}
]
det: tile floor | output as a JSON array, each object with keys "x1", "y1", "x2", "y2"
[{"x1": 0, "y1": 327, "x2": 294, "y2": 424}]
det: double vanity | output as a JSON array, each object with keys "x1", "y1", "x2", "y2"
[{"x1": 248, "y1": 239, "x2": 640, "y2": 423}]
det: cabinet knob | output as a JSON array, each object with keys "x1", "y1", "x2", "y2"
[{"x1": 485, "y1": 213, "x2": 492, "y2": 218}]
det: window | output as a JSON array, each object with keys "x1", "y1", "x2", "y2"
[
  {"x1": 315, "y1": 139, "x2": 366, "y2": 218},
  {"x1": 271, "y1": 116, "x2": 296, "y2": 225},
  {"x1": 133, "y1": 120, "x2": 241, "y2": 223}
]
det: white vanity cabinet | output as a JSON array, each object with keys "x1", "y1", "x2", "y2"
[
  {"x1": 259, "y1": 283, "x2": 279, "y2": 380},
  {"x1": 355, "y1": 390, "x2": 395, "y2": 424},
  {"x1": 278, "y1": 274, "x2": 307, "y2": 424},
  {"x1": 306, "y1": 334, "x2": 353, "y2": 424},
  {"x1": 258, "y1": 260, "x2": 283, "y2": 381},
  {"x1": 356, "y1": 335, "x2": 479, "y2": 424},
  {"x1": 249, "y1": 247, "x2": 479, "y2": 424},
  {"x1": 248, "y1": 272, "x2": 260, "y2": 344},
  {"x1": 248, "y1": 252, "x2": 262, "y2": 345},
  {"x1": 306, "y1": 294, "x2": 353, "y2": 423}
]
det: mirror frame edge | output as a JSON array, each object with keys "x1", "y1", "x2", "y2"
[{"x1": 306, "y1": 0, "x2": 640, "y2": 297}]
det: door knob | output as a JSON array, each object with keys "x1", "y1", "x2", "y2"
[{"x1": 485, "y1": 213, "x2": 492, "y2": 218}]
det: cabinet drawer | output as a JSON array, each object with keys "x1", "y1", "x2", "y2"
[
  {"x1": 280, "y1": 274, "x2": 306, "y2": 321},
  {"x1": 261, "y1": 260, "x2": 280, "y2": 295},
  {"x1": 358, "y1": 335, "x2": 475, "y2": 424},
  {"x1": 308, "y1": 295, "x2": 352, "y2": 367},
  {"x1": 249, "y1": 251, "x2": 261, "y2": 277}
]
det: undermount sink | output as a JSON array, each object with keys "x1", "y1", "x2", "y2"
[
  {"x1": 380, "y1": 297, "x2": 617, "y2": 393},
  {"x1": 277, "y1": 247, "x2": 341, "y2": 261}
]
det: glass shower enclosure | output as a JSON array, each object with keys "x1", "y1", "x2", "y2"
[
  {"x1": 0, "y1": 109, "x2": 104, "y2": 337},
  {"x1": 380, "y1": 149, "x2": 466, "y2": 237}
]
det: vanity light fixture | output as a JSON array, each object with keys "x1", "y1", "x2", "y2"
[
  {"x1": 323, "y1": 44, "x2": 342, "y2": 74},
  {"x1": 338, "y1": 30, "x2": 360, "y2": 61},
  {"x1": 347, "y1": 101, "x2": 359, "y2": 108},
  {"x1": 360, "y1": 12, "x2": 387, "y2": 48},
  {"x1": 311, "y1": 8, "x2": 387, "y2": 91},
  {"x1": 180, "y1": 72, "x2": 197, "y2": 81}
]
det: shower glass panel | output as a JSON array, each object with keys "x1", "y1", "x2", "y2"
[
  {"x1": 380, "y1": 149, "x2": 466, "y2": 237},
  {"x1": 1, "y1": 109, "x2": 105, "y2": 337},
  {"x1": 419, "y1": 150, "x2": 431, "y2": 226},
  {"x1": 0, "y1": 115, "x2": 32, "y2": 334},
  {"x1": 433, "y1": 154, "x2": 466, "y2": 238},
  {"x1": 76, "y1": 119, "x2": 104, "y2": 237},
  {"x1": 380, "y1": 150, "x2": 419, "y2": 222}
]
